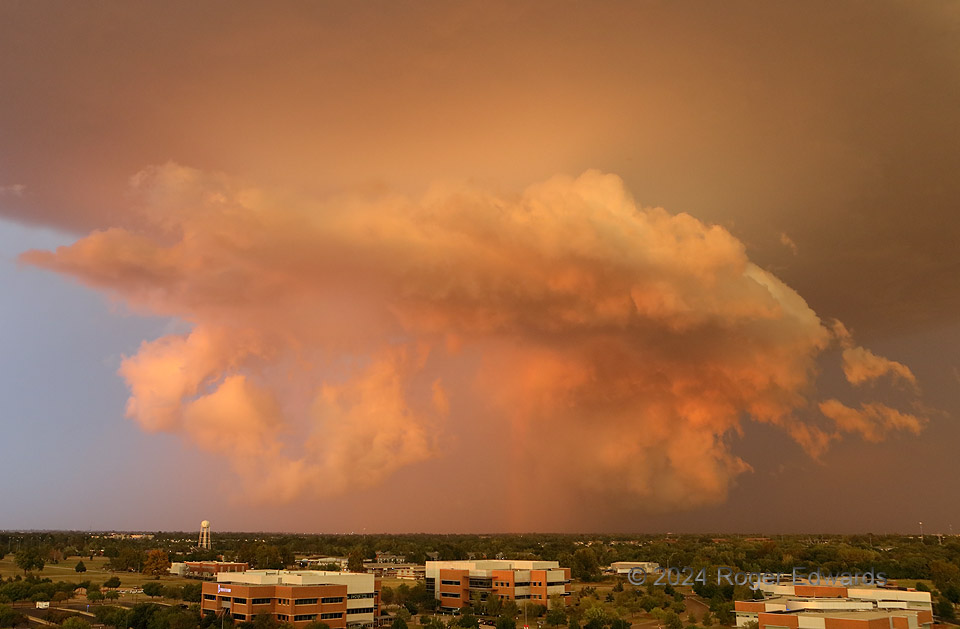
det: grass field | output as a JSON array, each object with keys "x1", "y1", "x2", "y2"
[{"x1": 0, "y1": 555, "x2": 192, "y2": 588}]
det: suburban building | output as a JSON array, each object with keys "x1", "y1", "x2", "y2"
[
  {"x1": 608, "y1": 561, "x2": 661, "y2": 575},
  {"x1": 298, "y1": 556, "x2": 349, "y2": 570},
  {"x1": 425, "y1": 560, "x2": 571, "y2": 613},
  {"x1": 736, "y1": 584, "x2": 933, "y2": 629},
  {"x1": 753, "y1": 583, "x2": 932, "y2": 608},
  {"x1": 753, "y1": 610, "x2": 933, "y2": 629},
  {"x1": 170, "y1": 561, "x2": 249, "y2": 579},
  {"x1": 363, "y1": 563, "x2": 424, "y2": 579},
  {"x1": 396, "y1": 565, "x2": 426, "y2": 580},
  {"x1": 200, "y1": 570, "x2": 380, "y2": 628}
]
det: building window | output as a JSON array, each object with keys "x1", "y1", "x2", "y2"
[
  {"x1": 322, "y1": 597, "x2": 345, "y2": 604},
  {"x1": 233, "y1": 598, "x2": 247, "y2": 604},
  {"x1": 347, "y1": 608, "x2": 375, "y2": 615},
  {"x1": 233, "y1": 615, "x2": 247, "y2": 621},
  {"x1": 253, "y1": 598, "x2": 272, "y2": 605},
  {"x1": 278, "y1": 616, "x2": 289, "y2": 622},
  {"x1": 296, "y1": 599, "x2": 319, "y2": 605},
  {"x1": 441, "y1": 580, "x2": 460, "y2": 586},
  {"x1": 204, "y1": 595, "x2": 216, "y2": 601},
  {"x1": 294, "y1": 615, "x2": 318, "y2": 622},
  {"x1": 321, "y1": 613, "x2": 344, "y2": 619},
  {"x1": 441, "y1": 593, "x2": 460, "y2": 599},
  {"x1": 348, "y1": 593, "x2": 375, "y2": 600}
]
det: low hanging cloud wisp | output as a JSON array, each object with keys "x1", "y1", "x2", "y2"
[{"x1": 21, "y1": 164, "x2": 928, "y2": 510}]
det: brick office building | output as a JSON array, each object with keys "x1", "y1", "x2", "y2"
[
  {"x1": 201, "y1": 570, "x2": 380, "y2": 628},
  {"x1": 425, "y1": 560, "x2": 571, "y2": 613}
]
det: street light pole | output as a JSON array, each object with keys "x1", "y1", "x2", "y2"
[{"x1": 919, "y1": 522, "x2": 924, "y2": 540}]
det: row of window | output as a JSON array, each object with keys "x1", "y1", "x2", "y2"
[
  {"x1": 233, "y1": 614, "x2": 247, "y2": 621},
  {"x1": 347, "y1": 608, "x2": 375, "y2": 615},
  {"x1": 321, "y1": 613, "x2": 344, "y2": 619},
  {"x1": 493, "y1": 581, "x2": 565, "y2": 588},
  {"x1": 207, "y1": 596, "x2": 351, "y2": 606},
  {"x1": 348, "y1": 592, "x2": 375, "y2": 600},
  {"x1": 441, "y1": 593, "x2": 460, "y2": 599},
  {"x1": 440, "y1": 580, "x2": 461, "y2": 586}
]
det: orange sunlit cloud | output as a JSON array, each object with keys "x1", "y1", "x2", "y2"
[{"x1": 20, "y1": 163, "x2": 928, "y2": 513}]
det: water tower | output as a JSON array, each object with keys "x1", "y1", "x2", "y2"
[{"x1": 199, "y1": 520, "x2": 211, "y2": 549}]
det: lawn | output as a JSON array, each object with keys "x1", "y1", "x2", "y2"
[{"x1": 0, "y1": 555, "x2": 192, "y2": 588}]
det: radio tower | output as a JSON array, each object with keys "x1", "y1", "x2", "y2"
[{"x1": 199, "y1": 520, "x2": 211, "y2": 549}]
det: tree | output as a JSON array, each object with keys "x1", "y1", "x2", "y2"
[
  {"x1": 932, "y1": 561, "x2": 960, "y2": 592},
  {"x1": 382, "y1": 586, "x2": 396, "y2": 605},
  {"x1": 392, "y1": 618, "x2": 408, "y2": 629},
  {"x1": 572, "y1": 549, "x2": 601, "y2": 581},
  {"x1": 348, "y1": 549, "x2": 365, "y2": 573},
  {"x1": 15, "y1": 548, "x2": 44, "y2": 575},
  {"x1": 103, "y1": 577, "x2": 121, "y2": 589},
  {"x1": 397, "y1": 584, "x2": 411, "y2": 607},
  {"x1": 142, "y1": 582, "x2": 165, "y2": 598},
  {"x1": 568, "y1": 619, "x2": 580, "y2": 629},
  {"x1": 584, "y1": 606, "x2": 608, "y2": 627},
  {"x1": 251, "y1": 613, "x2": 280, "y2": 629},
  {"x1": 105, "y1": 591, "x2": 120, "y2": 601},
  {"x1": 87, "y1": 590, "x2": 105, "y2": 604},
  {"x1": 486, "y1": 594, "x2": 503, "y2": 617},
  {"x1": 545, "y1": 608, "x2": 566, "y2": 627},
  {"x1": 304, "y1": 623, "x2": 331, "y2": 629},
  {"x1": 142, "y1": 550, "x2": 171, "y2": 576},
  {"x1": 75, "y1": 561, "x2": 87, "y2": 573},
  {"x1": 610, "y1": 620, "x2": 631, "y2": 629},
  {"x1": 937, "y1": 599, "x2": 956, "y2": 621},
  {"x1": 714, "y1": 604, "x2": 734, "y2": 626},
  {"x1": 182, "y1": 583, "x2": 203, "y2": 603},
  {"x1": 701, "y1": 612, "x2": 713, "y2": 627},
  {"x1": 665, "y1": 612, "x2": 683, "y2": 629},
  {"x1": 944, "y1": 584, "x2": 960, "y2": 605},
  {"x1": 496, "y1": 617, "x2": 516, "y2": 629},
  {"x1": 62, "y1": 618, "x2": 91, "y2": 629},
  {"x1": 164, "y1": 585, "x2": 184, "y2": 600},
  {"x1": 456, "y1": 615, "x2": 479, "y2": 629},
  {"x1": 0, "y1": 605, "x2": 27, "y2": 628}
]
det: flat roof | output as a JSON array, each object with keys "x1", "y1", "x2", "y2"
[{"x1": 790, "y1": 610, "x2": 922, "y2": 620}]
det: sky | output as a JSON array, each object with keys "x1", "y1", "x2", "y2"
[{"x1": 1, "y1": 1, "x2": 959, "y2": 534}]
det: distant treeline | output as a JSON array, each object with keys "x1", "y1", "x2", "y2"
[{"x1": 2, "y1": 532, "x2": 959, "y2": 581}]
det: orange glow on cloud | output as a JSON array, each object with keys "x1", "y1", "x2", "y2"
[{"x1": 21, "y1": 163, "x2": 928, "y2": 512}]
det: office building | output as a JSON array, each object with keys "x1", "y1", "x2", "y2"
[
  {"x1": 200, "y1": 570, "x2": 380, "y2": 628},
  {"x1": 425, "y1": 560, "x2": 571, "y2": 613}
]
